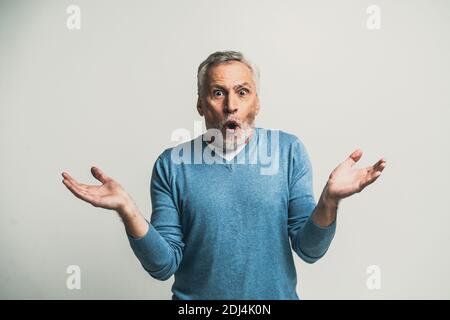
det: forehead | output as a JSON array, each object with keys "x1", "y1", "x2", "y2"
[{"x1": 207, "y1": 61, "x2": 254, "y2": 87}]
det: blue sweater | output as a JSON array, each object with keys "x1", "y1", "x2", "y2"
[{"x1": 127, "y1": 127, "x2": 336, "y2": 300}]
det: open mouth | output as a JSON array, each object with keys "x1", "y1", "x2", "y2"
[{"x1": 224, "y1": 120, "x2": 240, "y2": 132}]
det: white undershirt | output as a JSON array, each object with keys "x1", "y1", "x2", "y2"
[{"x1": 204, "y1": 138, "x2": 247, "y2": 162}]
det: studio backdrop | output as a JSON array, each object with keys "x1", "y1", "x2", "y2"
[{"x1": 0, "y1": 0, "x2": 449, "y2": 299}]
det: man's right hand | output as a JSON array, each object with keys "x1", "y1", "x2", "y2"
[
  {"x1": 61, "y1": 166, "x2": 132, "y2": 213},
  {"x1": 61, "y1": 166, "x2": 149, "y2": 238}
]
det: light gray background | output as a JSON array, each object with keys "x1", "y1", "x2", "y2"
[{"x1": 1, "y1": 0, "x2": 449, "y2": 299}]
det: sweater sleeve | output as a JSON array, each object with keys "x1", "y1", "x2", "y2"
[
  {"x1": 127, "y1": 156, "x2": 185, "y2": 280},
  {"x1": 287, "y1": 138, "x2": 336, "y2": 264}
]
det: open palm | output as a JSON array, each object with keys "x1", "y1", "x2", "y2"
[
  {"x1": 62, "y1": 166, "x2": 129, "y2": 211},
  {"x1": 326, "y1": 149, "x2": 386, "y2": 201}
]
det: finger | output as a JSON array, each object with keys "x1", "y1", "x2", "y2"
[
  {"x1": 63, "y1": 179, "x2": 97, "y2": 204},
  {"x1": 362, "y1": 172, "x2": 381, "y2": 188},
  {"x1": 74, "y1": 182, "x2": 98, "y2": 198},
  {"x1": 62, "y1": 178, "x2": 83, "y2": 198},
  {"x1": 91, "y1": 166, "x2": 110, "y2": 184},
  {"x1": 372, "y1": 158, "x2": 386, "y2": 169},
  {"x1": 62, "y1": 178, "x2": 85, "y2": 195},
  {"x1": 61, "y1": 172, "x2": 83, "y2": 187},
  {"x1": 360, "y1": 165, "x2": 385, "y2": 189},
  {"x1": 376, "y1": 161, "x2": 387, "y2": 172},
  {"x1": 62, "y1": 172, "x2": 93, "y2": 190},
  {"x1": 368, "y1": 158, "x2": 387, "y2": 174},
  {"x1": 343, "y1": 149, "x2": 363, "y2": 167}
]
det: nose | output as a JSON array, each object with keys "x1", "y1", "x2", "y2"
[{"x1": 224, "y1": 92, "x2": 239, "y2": 114}]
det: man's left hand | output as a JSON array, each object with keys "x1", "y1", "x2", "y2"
[{"x1": 324, "y1": 149, "x2": 387, "y2": 204}]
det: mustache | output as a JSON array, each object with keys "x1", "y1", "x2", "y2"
[
  {"x1": 220, "y1": 118, "x2": 240, "y2": 128},
  {"x1": 220, "y1": 119, "x2": 256, "y2": 129}
]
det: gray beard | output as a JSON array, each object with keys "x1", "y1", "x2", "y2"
[
  {"x1": 206, "y1": 125, "x2": 255, "y2": 154},
  {"x1": 223, "y1": 126, "x2": 255, "y2": 154}
]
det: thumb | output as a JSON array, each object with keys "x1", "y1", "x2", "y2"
[
  {"x1": 91, "y1": 166, "x2": 110, "y2": 184},
  {"x1": 343, "y1": 149, "x2": 363, "y2": 167}
]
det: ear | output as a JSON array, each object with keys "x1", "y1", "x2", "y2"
[
  {"x1": 255, "y1": 97, "x2": 260, "y2": 115},
  {"x1": 197, "y1": 97, "x2": 204, "y2": 117}
]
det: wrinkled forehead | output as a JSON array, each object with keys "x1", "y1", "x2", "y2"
[{"x1": 206, "y1": 61, "x2": 255, "y2": 88}]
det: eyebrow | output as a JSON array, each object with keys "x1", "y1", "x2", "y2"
[{"x1": 210, "y1": 82, "x2": 252, "y2": 91}]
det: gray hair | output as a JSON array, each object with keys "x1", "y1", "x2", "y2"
[{"x1": 197, "y1": 50, "x2": 260, "y2": 97}]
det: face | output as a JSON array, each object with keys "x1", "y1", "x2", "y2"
[{"x1": 197, "y1": 61, "x2": 260, "y2": 152}]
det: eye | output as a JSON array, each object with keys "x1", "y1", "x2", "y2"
[
  {"x1": 238, "y1": 89, "x2": 249, "y2": 96},
  {"x1": 213, "y1": 90, "x2": 224, "y2": 97}
]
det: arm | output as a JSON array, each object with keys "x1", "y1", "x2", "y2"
[
  {"x1": 288, "y1": 141, "x2": 386, "y2": 264},
  {"x1": 61, "y1": 160, "x2": 184, "y2": 280},
  {"x1": 117, "y1": 201, "x2": 149, "y2": 238},
  {"x1": 126, "y1": 156, "x2": 185, "y2": 280},
  {"x1": 310, "y1": 188, "x2": 339, "y2": 228},
  {"x1": 287, "y1": 140, "x2": 336, "y2": 264}
]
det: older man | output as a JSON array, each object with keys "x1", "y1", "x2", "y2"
[{"x1": 62, "y1": 51, "x2": 386, "y2": 299}]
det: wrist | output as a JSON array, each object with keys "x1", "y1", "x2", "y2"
[
  {"x1": 117, "y1": 198, "x2": 138, "y2": 219},
  {"x1": 321, "y1": 184, "x2": 340, "y2": 208},
  {"x1": 312, "y1": 185, "x2": 340, "y2": 227}
]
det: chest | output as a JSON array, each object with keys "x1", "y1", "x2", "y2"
[{"x1": 175, "y1": 164, "x2": 289, "y2": 236}]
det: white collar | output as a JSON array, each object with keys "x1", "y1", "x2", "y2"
[{"x1": 205, "y1": 142, "x2": 247, "y2": 161}]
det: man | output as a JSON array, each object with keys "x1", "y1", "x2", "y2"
[{"x1": 62, "y1": 51, "x2": 386, "y2": 299}]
